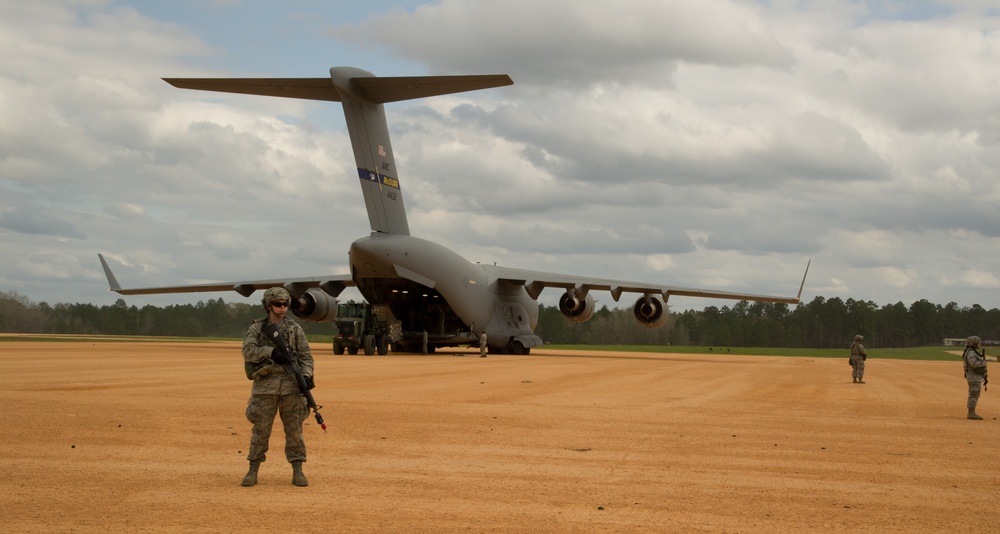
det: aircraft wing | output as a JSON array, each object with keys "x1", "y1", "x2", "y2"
[
  {"x1": 98, "y1": 254, "x2": 353, "y2": 299},
  {"x1": 489, "y1": 260, "x2": 810, "y2": 305}
]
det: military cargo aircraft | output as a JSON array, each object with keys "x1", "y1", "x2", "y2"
[{"x1": 99, "y1": 67, "x2": 808, "y2": 354}]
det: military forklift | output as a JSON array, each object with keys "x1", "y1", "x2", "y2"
[{"x1": 331, "y1": 301, "x2": 399, "y2": 355}]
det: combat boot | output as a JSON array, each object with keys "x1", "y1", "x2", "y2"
[
  {"x1": 857, "y1": 379, "x2": 865, "y2": 384},
  {"x1": 241, "y1": 460, "x2": 261, "y2": 487},
  {"x1": 291, "y1": 460, "x2": 308, "y2": 487},
  {"x1": 968, "y1": 411, "x2": 984, "y2": 420}
]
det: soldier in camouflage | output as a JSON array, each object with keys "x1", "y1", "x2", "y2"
[
  {"x1": 850, "y1": 335, "x2": 867, "y2": 384},
  {"x1": 240, "y1": 287, "x2": 315, "y2": 487},
  {"x1": 963, "y1": 335, "x2": 988, "y2": 421}
]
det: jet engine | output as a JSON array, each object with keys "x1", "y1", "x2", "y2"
[
  {"x1": 291, "y1": 288, "x2": 339, "y2": 323},
  {"x1": 559, "y1": 291, "x2": 595, "y2": 323},
  {"x1": 633, "y1": 295, "x2": 668, "y2": 328}
]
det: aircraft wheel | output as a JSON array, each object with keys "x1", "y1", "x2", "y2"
[
  {"x1": 377, "y1": 334, "x2": 389, "y2": 355},
  {"x1": 363, "y1": 335, "x2": 376, "y2": 355}
]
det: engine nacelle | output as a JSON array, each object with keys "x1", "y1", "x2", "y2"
[
  {"x1": 291, "y1": 289, "x2": 339, "y2": 323},
  {"x1": 633, "y1": 295, "x2": 668, "y2": 328},
  {"x1": 559, "y1": 291, "x2": 595, "y2": 323}
]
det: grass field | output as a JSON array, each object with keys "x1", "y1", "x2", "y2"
[
  {"x1": 1, "y1": 333, "x2": 970, "y2": 361},
  {"x1": 546, "y1": 344, "x2": 968, "y2": 361}
]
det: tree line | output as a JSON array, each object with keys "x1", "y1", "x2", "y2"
[
  {"x1": 2, "y1": 290, "x2": 997, "y2": 348},
  {"x1": 0, "y1": 292, "x2": 315, "y2": 339},
  {"x1": 535, "y1": 296, "x2": 1000, "y2": 348}
]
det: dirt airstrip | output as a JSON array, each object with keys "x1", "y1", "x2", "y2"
[{"x1": 1, "y1": 339, "x2": 997, "y2": 533}]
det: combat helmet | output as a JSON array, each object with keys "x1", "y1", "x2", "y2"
[
  {"x1": 854, "y1": 335, "x2": 863, "y2": 342},
  {"x1": 966, "y1": 335, "x2": 981, "y2": 348},
  {"x1": 262, "y1": 287, "x2": 291, "y2": 310}
]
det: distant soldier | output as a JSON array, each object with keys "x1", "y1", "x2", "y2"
[
  {"x1": 850, "y1": 335, "x2": 867, "y2": 384},
  {"x1": 479, "y1": 332, "x2": 488, "y2": 358},
  {"x1": 240, "y1": 287, "x2": 314, "y2": 487},
  {"x1": 963, "y1": 335, "x2": 988, "y2": 420}
]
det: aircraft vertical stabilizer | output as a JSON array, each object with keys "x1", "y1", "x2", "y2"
[
  {"x1": 332, "y1": 69, "x2": 409, "y2": 235},
  {"x1": 327, "y1": 67, "x2": 513, "y2": 235}
]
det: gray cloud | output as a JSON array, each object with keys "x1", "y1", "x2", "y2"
[
  {"x1": 333, "y1": 0, "x2": 794, "y2": 86},
  {"x1": 0, "y1": 207, "x2": 86, "y2": 240}
]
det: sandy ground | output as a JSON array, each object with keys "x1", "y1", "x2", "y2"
[{"x1": 1, "y1": 339, "x2": 997, "y2": 533}]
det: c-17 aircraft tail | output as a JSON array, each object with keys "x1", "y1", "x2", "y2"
[
  {"x1": 101, "y1": 67, "x2": 808, "y2": 355},
  {"x1": 164, "y1": 68, "x2": 513, "y2": 236}
]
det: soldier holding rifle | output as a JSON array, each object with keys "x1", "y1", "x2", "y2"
[{"x1": 241, "y1": 287, "x2": 315, "y2": 486}]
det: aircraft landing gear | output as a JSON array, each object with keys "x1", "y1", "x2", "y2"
[{"x1": 504, "y1": 339, "x2": 530, "y2": 355}]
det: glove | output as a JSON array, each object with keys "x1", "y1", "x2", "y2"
[
  {"x1": 270, "y1": 347, "x2": 289, "y2": 364},
  {"x1": 304, "y1": 375, "x2": 316, "y2": 390}
]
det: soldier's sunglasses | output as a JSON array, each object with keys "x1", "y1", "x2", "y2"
[{"x1": 271, "y1": 301, "x2": 289, "y2": 308}]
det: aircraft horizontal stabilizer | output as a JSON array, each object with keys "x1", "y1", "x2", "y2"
[
  {"x1": 163, "y1": 73, "x2": 513, "y2": 105},
  {"x1": 352, "y1": 74, "x2": 513, "y2": 104},
  {"x1": 163, "y1": 78, "x2": 342, "y2": 102}
]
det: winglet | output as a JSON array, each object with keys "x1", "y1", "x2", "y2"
[
  {"x1": 98, "y1": 254, "x2": 122, "y2": 292},
  {"x1": 795, "y1": 259, "x2": 811, "y2": 302}
]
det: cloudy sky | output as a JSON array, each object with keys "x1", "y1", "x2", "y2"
[{"x1": 2, "y1": 0, "x2": 999, "y2": 313}]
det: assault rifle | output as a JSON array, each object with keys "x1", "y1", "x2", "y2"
[
  {"x1": 963, "y1": 346, "x2": 989, "y2": 392},
  {"x1": 263, "y1": 322, "x2": 327, "y2": 432},
  {"x1": 975, "y1": 347, "x2": 989, "y2": 392}
]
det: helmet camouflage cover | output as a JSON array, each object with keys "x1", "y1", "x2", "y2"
[
  {"x1": 261, "y1": 287, "x2": 291, "y2": 309},
  {"x1": 966, "y1": 335, "x2": 981, "y2": 347},
  {"x1": 854, "y1": 335, "x2": 863, "y2": 342}
]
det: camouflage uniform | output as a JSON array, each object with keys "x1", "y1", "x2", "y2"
[
  {"x1": 850, "y1": 335, "x2": 867, "y2": 384},
  {"x1": 242, "y1": 314, "x2": 314, "y2": 464},
  {"x1": 963, "y1": 336, "x2": 988, "y2": 420}
]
